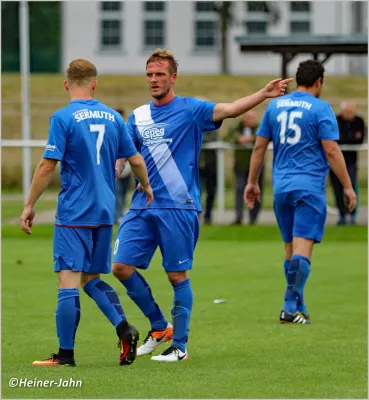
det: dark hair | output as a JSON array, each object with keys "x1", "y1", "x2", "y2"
[
  {"x1": 296, "y1": 60, "x2": 325, "y2": 87},
  {"x1": 114, "y1": 108, "x2": 125, "y2": 118}
]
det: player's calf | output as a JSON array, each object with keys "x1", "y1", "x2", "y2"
[{"x1": 283, "y1": 254, "x2": 311, "y2": 313}]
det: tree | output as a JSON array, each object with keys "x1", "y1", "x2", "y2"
[
  {"x1": 215, "y1": 2, "x2": 233, "y2": 77},
  {"x1": 1, "y1": 1, "x2": 61, "y2": 72},
  {"x1": 1, "y1": 2, "x2": 20, "y2": 71},
  {"x1": 214, "y1": 1, "x2": 281, "y2": 75}
]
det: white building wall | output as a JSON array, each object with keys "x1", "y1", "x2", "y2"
[
  {"x1": 62, "y1": 1, "x2": 367, "y2": 76},
  {"x1": 166, "y1": 1, "x2": 219, "y2": 74},
  {"x1": 62, "y1": 2, "x2": 100, "y2": 70}
]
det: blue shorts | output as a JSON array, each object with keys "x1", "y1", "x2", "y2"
[
  {"x1": 113, "y1": 209, "x2": 200, "y2": 271},
  {"x1": 274, "y1": 190, "x2": 327, "y2": 243},
  {"x1": 53, "y1": 225, "x2": 113, "y2": 274}
]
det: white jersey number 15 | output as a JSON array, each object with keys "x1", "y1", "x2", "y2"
[{"x1": 277, "y1": 111, "x2": 302, "y2": 145}]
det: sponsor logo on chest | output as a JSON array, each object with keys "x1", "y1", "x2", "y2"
[{"x1": 140, "y1": 123, "x2": 172, "y2": 146}]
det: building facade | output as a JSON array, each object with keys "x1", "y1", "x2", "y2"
[{"x1": 62, "y1": 1, "x2": 368, "y2": 75}]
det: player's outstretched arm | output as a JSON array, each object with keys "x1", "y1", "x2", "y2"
[
  {"x1": 20, "y1": 158, "x2": 58, "y2": 235},
  {"x1": 322, "y1": 140, "x2": 357, "y2": 212},
  {"x1": 212, "y1": 78, "x2": 293, "y2": 122},
  {"x1": 244, "y1": 136, "x2": 270, "y2": 209},
  {"x1": 127, "y1": 153, "x2": 153, "y2": 206}
]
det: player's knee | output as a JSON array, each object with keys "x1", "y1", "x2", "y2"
[
  {"x1": 57, "y1": 270, "x2": 81, "y2": 289},
  {"x1": 112, "y1": 262, "x2": 135, "y2": 280},
  {"x1": 284, "y1": 242, "x2": 293, "y2": 260},
  {"x1": 80, "y1": 273, "x2": 100, "y2": 288},
  {"x1": 167, "y1": 271, "x2": 188, "y2": 285},
  {"x1": 293, "y1": 237, "x2": 314, "y2": 259}
]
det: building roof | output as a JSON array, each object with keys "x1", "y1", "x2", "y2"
[{"x1": 234, "y1": 35, "x2": 368, "y2": 80}]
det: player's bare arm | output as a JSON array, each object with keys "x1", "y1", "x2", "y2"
[
  {"x1": 212, "y1": 78, "x2": 293, "y2": 122},
  {"x1": 244, "y1": 136, "x2": 270, "y2": 209},
  {"x1": 321, "y1": 140, "x2": 357, "y2": 212},
  {"x1": 115, "y1": 158, "x2": 126, "y2": 179},
  {"x1": 127, "y1": 153, "x2": 153, "y2": 206},
  {"x1": 20, "y1": 158, "x2": 58, "y2": 235}
]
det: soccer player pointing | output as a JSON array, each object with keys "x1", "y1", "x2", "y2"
[
  {"x1": 244, "y1": 60, "x2": 357, "y2": 324},
  {"x1": 112, "y1": 49, "x2": 292, "y2": 362},
  {"x1": 20, "y1": 59, "x2": 152, "y2": 366}
]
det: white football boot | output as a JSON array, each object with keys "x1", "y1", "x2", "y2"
[
  {"x1": 137, "y1": 323, "x2": 173, "y2": 356},
  {"x1": 151, "y1": 346, "x2": 188, "y2": 362}
]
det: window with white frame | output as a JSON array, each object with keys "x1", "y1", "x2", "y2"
[
  {"x1": 247, "y1": 1, "x2": 269, "y2": 12},
  {"x1": 194, "y1": 1, "x2": 218, "y2": 50},
  {"x1": 244, "y1": 1, "x2": 268, "y2": 35},
  {"x1": 195, "y1": 1, "x2": 215, "y2": 12},
  {"x1": 290, "y1": 1, "x2": 311, "y2": 34},
  {"x1": 145, "y1": 1, "x2": 165, "y2": 12},
  {"x1": 143, "y1": 2, "x2": 166, "y2": 48},
  {"x1": 100, "y1": 2, "x2": 123, "y2": 50},
  {"x1": 101, "y1": 1, "x2": 121, "y2": 12}
]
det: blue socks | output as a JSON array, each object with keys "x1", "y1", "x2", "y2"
[
  {"x1": 120, "y1": 272, "x2": 193, "y2": 352},
  {"x1": 56, "y1": 289, "x2": 80, "y2": 351},
  {"x1": 283, "y1": 255, "x2": 311, "y2": 314},
  {"x1": 83, "y1": 278, "x2": 125, "y2": 328},
  {"x1": 171, "y1": 279, "x2": 193, "y2": 353},
  {"x1": 57, "y1": 278, "x2": 126, "y2": 358},
  {"x1": 120, "y1": 271, "x2": 167, "y2": 331}
]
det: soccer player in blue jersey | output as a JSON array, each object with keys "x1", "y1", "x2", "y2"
[
  {"x1": 20, "y1": 59, "x2": 153, "y2": 366},
  {"x1": 111, "y1": 48, "x2": 292, "y2": 361},
  {"x1": 244, "y1": 60, "x2": 357, "y2": 324}
]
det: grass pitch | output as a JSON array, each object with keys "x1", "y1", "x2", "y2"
[{"x1": 2, "y1": 225, "x2": 367, "y2": 398}]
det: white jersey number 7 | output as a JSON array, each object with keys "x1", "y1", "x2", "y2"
[{"x1": 90, "y1": 124, "x2": 106, "y2": 165}]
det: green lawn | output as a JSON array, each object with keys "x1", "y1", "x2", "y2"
[
  {"x1": 1, "y1": 200, "x2": 57, "y2": 221},
  {"x1": 2, "y1": 185, "x2": 367, "y2": 223},
  {"x1": 2, "y1": 225, "x2": 367, "y2": 399}
]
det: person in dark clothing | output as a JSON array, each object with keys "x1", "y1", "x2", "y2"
[
  {"x1": 199, "y1": 129, "x2": 219, "y2": 225},
  {"x1": 226, "y1": 111, "x2": 264, "y2": 225},
  {"x1": 329, "y1": 102, "x2": 365, "y2": 225}
]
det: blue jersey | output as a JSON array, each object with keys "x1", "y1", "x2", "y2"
[
  {"x1": 43, "y1": 99, "x2": 137, "y2": 227},
  {"x1": 126, "y1": 96, "x2": 221, "y2": 211},
  {"x1": 257, "y1": 91, "x2": 339, "y2": 194}
]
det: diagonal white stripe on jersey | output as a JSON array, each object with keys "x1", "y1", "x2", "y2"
[{"x1": 133, "y1": 104, "x2": 191, "y2": 204}]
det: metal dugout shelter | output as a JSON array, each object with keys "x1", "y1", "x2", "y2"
[{"x1": 234, "y1": 34, "x2": 368, "y2": 81}]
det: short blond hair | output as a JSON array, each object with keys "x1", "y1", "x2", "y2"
[
  {"x1": 146, "y1": 48, "x2": 179, "y2": 74},
  {"x1": 66, "y1": 59, "x2": 97, "y2": 86}
]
